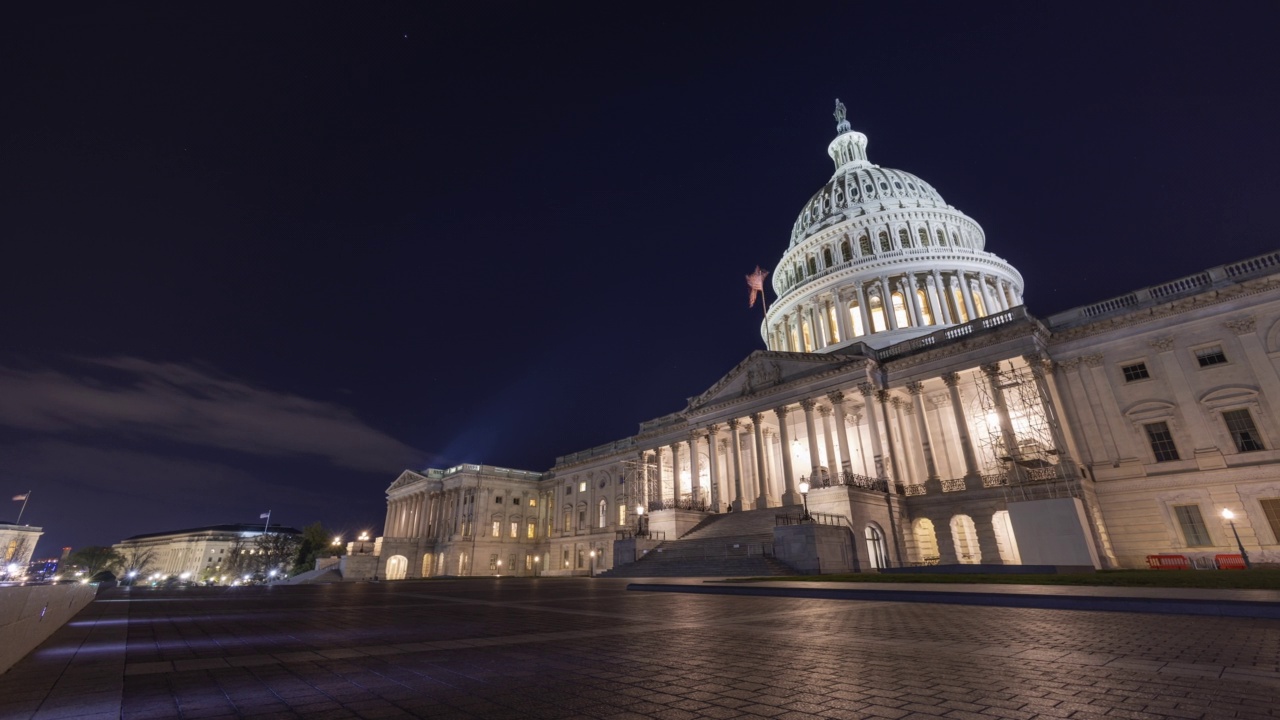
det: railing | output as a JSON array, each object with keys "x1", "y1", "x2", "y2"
[
  {"x1": 801, "y1": 471, "x2": 895, "y2": 494},
  {"x1": 981, "y1": 473, "x2": 1009, "y2": 488},
  {"x1": 776, "y1": 511, "x2": 849, "y2": 528},
  {"x1": 648, "y1": 542, "x2": 775, "y2": 560},
  {"x1": 648, "y1": 498, "x2": 712, "y2": 512},
  {"x1": 940, "y1": 478, "x2": 967, "y2": 492},
  {"x1": 615, "y1": 529, "x2": 666, "y2": 541},
  {"x1": 898, "y1": 483, "x2": 927, "y2": 496},
  {"x1": 1223, "y1": 251, "x2": 1280, "y2": 277}
]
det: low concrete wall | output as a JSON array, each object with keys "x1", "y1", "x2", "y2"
[
  {"x1": 0, "y1": 583, "x2": 98, "y2": 674},
  {"x1": 773, "y1": 524, "x2": 858, "y2": 574},
  {"x1": 612, "y1": 537, "x2": 664, "y2": 567}
]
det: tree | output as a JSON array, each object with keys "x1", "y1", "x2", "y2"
[
  {"x1": 291, "y1": 522, "x2": 344, "y2": 575},
  {"x1": 66, "y1": 546, "x2": 124, "y2": 580},
  {"x1": 116, "y1": 546, "x2": 158, "y2": 584},
  {"x1": 255, "y1": 532, "x2": 300, "y2": 578},
  {"x1": 2, "y1": 534, "x2": 35, "y2": 578}
]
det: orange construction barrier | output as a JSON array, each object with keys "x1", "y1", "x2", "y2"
[
  {"x1": 1215, "y1": 554, "x2": 1247, "y2": 570},
  {"x1": 1146, "y1": 554, "x2": 1191, "y2": 570}
]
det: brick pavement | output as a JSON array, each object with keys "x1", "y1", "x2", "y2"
[{"x1": 1, "y1": 578, "x2": 1277, "y2": 720}]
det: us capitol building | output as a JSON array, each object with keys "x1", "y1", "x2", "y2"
[{"x1": 373, "y1": 102, "x2": 1280, "y2": 579}]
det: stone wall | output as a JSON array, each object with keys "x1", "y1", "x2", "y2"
[{"x1": 0, "y1": 583, "x2": 98, "y2": 674}]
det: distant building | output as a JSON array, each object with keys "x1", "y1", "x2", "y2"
[
  {"x1": 1, "y1": 522, "x2": 42, "y2": 574},
  {"x1": 374, "y1": 105, "x2": 1280, "y2": 577},
  {"x1": 113, "y1": 524, "x2": 301, "y2": 581}
]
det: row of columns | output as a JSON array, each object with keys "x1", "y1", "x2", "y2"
[{"x1": 771, "y1": 269, "x2": 1022, "y2": 352}]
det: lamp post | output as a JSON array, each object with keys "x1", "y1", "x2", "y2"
[
  {"x1": 496, "y1": 559, "x2": 502, "y2": 576},
  {"x1": 1221, "y1": 508, "x2": 1252, "y2": 569},
  {"x1": 589, "y1": 549, "x2": 596, "y2": 578},
  {"x1": 798, "y1": 480, "x2": 812, "y2": 522},
  {"x1": 636, "y1": 504, "x2": 647, "y2": 537},
  {"x1": 533, "y1": 555, "x2": 539, "y2": 578}
]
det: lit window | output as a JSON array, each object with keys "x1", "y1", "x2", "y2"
[
  {"x1": 1144, "y1": 422, "x2": 1179, "y2": 462},
  {"x1": 489, "y1": 554, "x2": 498, "y2": 570},
  {"x1": 1222, "y1": 409, "x2": 1265, "y2": 452},
  {"x1": 578, "y1": 481, "x2": 586, "y2": 493},
  {"x1": 1122, "y1": 363, "x2": 1150, "y2": 382},
  {"x1": 527, "y1": 522, "x2": 535, "y2": 539},
  {"x1": 1196, "y1": 346, "x2": 1228, "y2": 367},
  {"x1": 1173, "y1": 505, "x2": 1211, "y2": 547},
  {"x1": 618, "y1": 504, "x2": 626, "y2": 525},
  {"x1": 510, "y1": 522, "x2": 518, "y2": 538},
  {"x1": 525, "y1": 555, "x2": 532, "y2": 570},
  {"x1": 491, "y1": 521, "x2": 500, "y2": 537},
  {"x1": 528, "y1": 498, "x2": 537, "y2": 507}
]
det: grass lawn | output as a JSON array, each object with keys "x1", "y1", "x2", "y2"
[{"x1": 728, "y1": 569, "x2": 1280, "y2": 590}]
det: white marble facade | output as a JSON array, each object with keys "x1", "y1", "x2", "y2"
[{"x1": 377, "y1": 106, "x2": 1280, "y2": 577}]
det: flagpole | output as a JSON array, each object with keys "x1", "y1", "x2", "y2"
[
  {"x1": 16, "y1": 491, "x2": 30, "y2": 524},
  {"x1": 263, "y1": 510, "x2": 271, "y2": 535}
]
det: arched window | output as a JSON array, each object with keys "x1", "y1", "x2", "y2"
[
  {"x1": 865, "y1": 526, "x2": 888, "y2": 569},
  {"x1": 916, "y1": 288, "x2": 934, "y2": 325},
  {"x1": 840, "y1": 239, "x2": 852, "y2": 262},
  {"x1": 913, "y1": 519, "x2": 939, "y2": 563},
  {"x1": 859, "y1": 234, "x2": 873, "y2": 255},
  {"x1": 918, "y1": 228, "x2": 929, "y2": 246},
  {"x1": 891, "y1": 291, "x2": 912, "y2": 328},
  {"x1": 936, "y1": 228, "x2": 947, "y2": 245},
  {"x1": 878, "y1": 231, "x2": 891, "y2": 252},
  {"x1": 848, "y1": 301, "x2": 865, "y2": 337},
  {"x1": 822, "y1": 247, "x2": 833, "y2": 267},
  {"x1": 899, "y1": 228, "x2": 912, "y2": 248},
  {"x1": 795, "y1": 262, "x2": 803, "y2": 280},
  {"x1": 807, "y1": 256, "x2": 818, "y2": 275},
  {"x1": 868, "y1": 293, "x2": 887, "y2": 333},
  {"x1": 598, "y1": 499, "x2": 608, "y2": 528}
]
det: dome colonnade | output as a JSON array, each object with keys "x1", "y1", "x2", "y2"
[{"x1": 764, "y1": 101, "x2": 1024, "y2": 352}]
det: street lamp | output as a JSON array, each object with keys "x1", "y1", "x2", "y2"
[
  {"x1": 798, "y1": 480, "x2": 812, "y2": 522},
  {"x1": 533, "y1": 556, "x2": 539, "y2": 578},
  {"x1": 589, "y1": 550, "x2": 596, "y2": 578},
  {"x1": 127, "y1": 570, "x2": 137, "y2": 586},
  {"x1": 1221, "y1": 508, "x2": 1253, "y2": 569},
  {"x1": 636, "y1": 504, "x2": 647, "y2": 537},
  {"x1": 496, "y1": 559, "x2": 502, "y2": 576}
]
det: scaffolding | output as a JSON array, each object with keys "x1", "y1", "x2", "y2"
[{"x1": 972, "y1": 361, "x2": 1081, "y2": 501}]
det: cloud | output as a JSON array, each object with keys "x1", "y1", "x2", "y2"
[{"x1": 0, "y1": 357, "x2": 426, "y2": 473}]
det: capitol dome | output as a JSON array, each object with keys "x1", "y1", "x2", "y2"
[{"x1": 763, "y1": 101, "x2": 1025, "y2": 351}]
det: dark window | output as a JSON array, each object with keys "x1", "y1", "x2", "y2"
[
  {"x1": 1173, "y1": 505, "x2": 1212, "y2": 547},
  {"x1": 1144, "y1": 422, "x2": 1179, "y2": 462},
  {"x1": 1122, "y1": 363, "x2": 1150, "y2": 382},
  {"x1": 859, "y1": 235, "x2": 873, "y2": 255},
  {"x1": 1196, "y1": 346, "x2": 1228, "y2": 367},
  {"x1": 936, "y1": 229, "x2": 947, "y2": 245},
  {"x1": 899, "y1": 228, "x2": 911, "y2": 248},
  {"x1": 878, "y1": 231, "x2": 890, "y2": 252},
  {"x1": 841, "y1": 240, "x2": 852, "y2": 262},
  {"x1": 1223, "y1": 409, "x2": 1265, "y2": 452},
  {"x1": 495, "y1": 496, "x2": 503, "y2": 503},
  {"x1": 823, "y1": 248, "x2": 833, "y2": 266},
  {"x1": 918, "y1": 228, "x2": 929, "y2": 246},
  {"x1": 1260, "y1": 498, "x2": 1280, "y2": 542},
  {"x1": 807, "y1": 257, "x2": 818, "y2": 274},
  {"x1": 513, "y1": 498, "x2": 520, "y2": 504}
]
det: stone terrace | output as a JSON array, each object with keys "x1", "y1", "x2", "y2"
[{"x1": 2, "y1": 578, "x2": 1278, "y2": 719}]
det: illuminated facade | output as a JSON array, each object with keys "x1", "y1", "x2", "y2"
[
  {"x1": 113, "y1": 524, "x2": 302, "y2": 581},
  {"x1": 374, "y1": 105, "x2": 1280, "y2": 578}
]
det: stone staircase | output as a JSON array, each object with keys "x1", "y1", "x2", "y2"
[{"x1": 600, "y1": 508, "x2": 802, "y2": 578}]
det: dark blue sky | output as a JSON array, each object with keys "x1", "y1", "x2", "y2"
[{"x1": 4, "y1": 3, "x2": 1278, "y2": 554}]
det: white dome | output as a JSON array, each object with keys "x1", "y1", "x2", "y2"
[{"x1": 762, "y1": 101, "x2": 1025, "y2": 352}]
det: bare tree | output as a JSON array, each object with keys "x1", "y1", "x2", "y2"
[
  {"x1": 2, "y1": 534, "x2": 35, "y2": 577},
  {"x1": 116, "y1": 546, "x2": 159, "y2": 583}
]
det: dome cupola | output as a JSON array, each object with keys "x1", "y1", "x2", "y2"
[{"x1": 762, "y1": 100, "x2": 1026, "y2": 352}]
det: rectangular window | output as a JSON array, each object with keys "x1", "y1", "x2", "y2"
[
  {"x1": 578, "y1": 510, "x2": 586, "y2": 529},
  {"x1": 1223, "y1": 409, "x2": 1265, "y2": 452},
  {"x1": 1261, "y1": 498, "x2": 1280, "y2": 543},
  {"x1": 527, "y1": 522, "x2": 535, "y2": 539},
  {"x1": 577, "y1": 549, "x2": 585, "y2": 568},
  {"x1": 1144, "y1": 422, "x2": 1179, "y2": 462},
  {"x1": 618, "y1": 504, "x2": 626, "y2": 525},
  {"x1": 528, "y1": 498, "x2": 536, "y2": 507},
  {"x1": 509, "y1": 554, "x2": 516, "y2": 573},
  {"x1": 1122, "y1": 363, "x2": 1150, "y2": 382},
  {"x1": 578, "y1": 481, "x2": 587, "y2": 492},
  {"x1": 563, "y1": 512, "x2": 571, "y2": 532},
  {"x1": 1174, "y1": 504, "x2": 1212, "y2": 547},
  {"x1": 509, "y1": 522, "x2": 518, "y2": 538},
  {"x1": 525, "y1": 554, "x2": 532, "y2": 571},
  {"x1": 562, "y1": 549, "x2": 569, "y2": 568},
  {"x1": 1195, "y1": 345, "x2": 1228, "y2": 367},
  {"x1": 513, "y1": 498, "x2": 520, "y2": 504},
  {"x1": 495, "y1": 496, "x2": 503, "y2": 503},
  {"x1": 491, "y1": 520, "x2": 500, "y2": 538}
]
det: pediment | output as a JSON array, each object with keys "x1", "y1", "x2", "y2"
[
  {"x1": 687, "y1": 350, "x2": 869, "y2": 411},
  {"x1": 386, "y1": 469, "x2": 427, "y2": 493},
  {"x1": 1199, "y1": 385, "x2": 1259, "y2": 408}
]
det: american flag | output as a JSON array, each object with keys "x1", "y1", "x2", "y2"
[
  {"x1": 12, "y1": 493, "x2": 28, "y2": 502},
  {"x1": 746, "y1": 266, "x2": 769, "y2": 309}
]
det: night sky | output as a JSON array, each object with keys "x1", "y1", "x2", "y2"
[{"x1": 5, "y1": 3, "x2": 1279, "y2": 555}]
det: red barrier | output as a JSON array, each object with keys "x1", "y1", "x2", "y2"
[
  {"x1": 1215, "y1": 554, "x2": 1247, "y2": 570},
  {"x1": 1146, "y1": 554, "x2": 1191, "y2": 570}
]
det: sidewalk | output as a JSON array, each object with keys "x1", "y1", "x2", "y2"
[{"x1": 627, "y1": 578, "x2": 1280, "y2": 618}]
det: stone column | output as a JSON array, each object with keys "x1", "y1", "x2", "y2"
[
  {"x1": 800, "y1": 399, "x2": 824, "y2": 486},
  {"x1": 1023, "y1": 354, "x2": 1073, "y2": 462},
  {"x1": 973, "y1": 513, "x2": 1003, "y2": 564},
  {"x1": 671, "y1": 442, "x2": 685, "y2": 503},
  {"x1": 827, "y1": 391, "x2": 850, "y2": 476},
  {"x1": 687, "y1": 435, "x2": 701, "y2": 505},
  {"x1": 907, "y1": 381, "x2": 940, "y2": 480},
  {"x1": 858, "y1": 383, "x2": 886, "y2": 477},
  {"x1": 854, "y1": 281, "x2": 871, "y2": 337},
  {"x1": 933, "y1": 517, "x2": 959, "y2": 565},
  {"x1": 879, "y1": 390, "x2": 902, "y2": 482},
  {"x1": 955, "y1": 272, "x2": 976, "y2": 322},
  {"x1": 930, "y1": 270, "x2": 951, "y2": 324},
  {"x1": 819, "y1": 405, "x2": 838, "y2": 484},
  {"x1": 834, "y1": 291, "x2": 852, "y2": 343},
  {"x1": 880, "y1": 276, "x2": 899, "y2": 330},
  {"x1": 728, "y1": 419, "x2": 745, "y2": 511},
  {"x1": 383, "y1": 500, "x2": 395, "y2": 538},
  {"x1": 942, "y1": 372, "x2": 981, "y2": 479},
  {"x1": 981, "y1": 363, "x2": 1021, "y2": 461},
  {"x1": 750, "y1": 413, "x2": 771, "y2": 509},
  {"x1": 774, "y1": 406, "x2": 801, "y2": 505},
  {"x1": 707, "y1": 425, "x2": 722, "y2": 512},
  {"x1": 891, "y1": 397, "x2": 917, "y2": 482},
  {"x1": 654, "y1": 447, "x2": 666, "y2": 506},
  {"x1": 903, "y1": 276, "x2": 924, "y2": 327}
]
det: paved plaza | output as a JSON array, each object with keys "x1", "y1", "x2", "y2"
[{"x1": 2, "y1": 579, "x2": 1278, "y2": 720}]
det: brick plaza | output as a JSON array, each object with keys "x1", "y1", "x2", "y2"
[{"x1": 3, "y1": 578, "x2": 1278, "y2": 719}]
